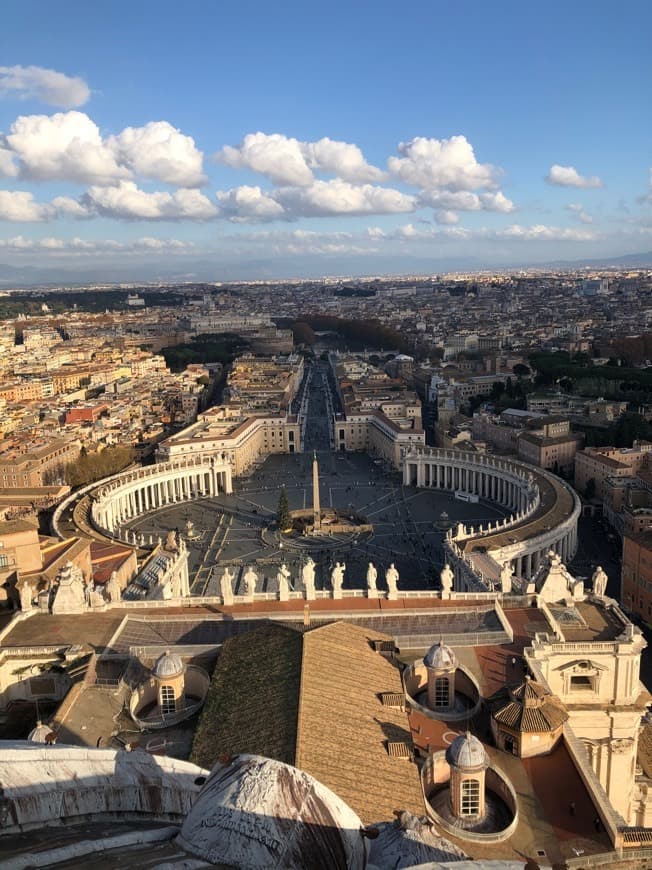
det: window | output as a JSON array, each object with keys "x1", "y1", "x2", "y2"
[
  {"x1": 570, "y1": 675, "x2": 593, "y2": 691},
  {"x1": 160, "y1": 685, "x2": 176, "y2": 716},
  {"x1": 461, "y1": 779, "x2": 480, "y2": 816},
  {"x1": 434, "y1": 676, "x2": 449, "y2": 708}
]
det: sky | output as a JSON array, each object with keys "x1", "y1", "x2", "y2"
[{"x1": 0, "y1": 0, "x2": 651, "y2": 282}]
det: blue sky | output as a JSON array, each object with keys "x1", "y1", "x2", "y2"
[{"x1": 0, "y1": 0, "x2": 650, "y2": 280}]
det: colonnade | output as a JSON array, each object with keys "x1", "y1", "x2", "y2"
[
  {"x1": 91, "y1": 456, "x2": 232, "y2": 537},
  {"x1": 404, "y1": 447, "x2": 580, "y2": 584}
]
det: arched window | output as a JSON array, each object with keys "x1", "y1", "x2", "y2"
[
  {"x1": 461, "y1": 779, "x2": 480, "y2": 816},
  {"x1": 160, "y1": 685, "x2": 176, "y2": 716},
  {"x1": 434, "y1": 677, "x2": 449, "y2": 707}
]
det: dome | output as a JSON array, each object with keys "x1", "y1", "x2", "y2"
[
  {"x1": 423, "y1": 640, "x2": 457, "y2": 671},
  {"x1": 28, "y1": 721, "x2": 54, "y2": 743},
  {"x1": 152, "y1": 649, "x2": 184, "y2": 679},
  {"x1": 446, "y1": 732, "x2": 488, "y2": 771},
  {"x1": 489, "y1": 676, "x2": 568, "y2": 733},
  {"x1": 177, "y1": 754, "x2": 367, "y2": 869}
]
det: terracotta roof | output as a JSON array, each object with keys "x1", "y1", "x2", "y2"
[
  {"x1": 488, "y1": 677, "x2": 568, "y2": 733},
  {"x1": 295, "y1": 621, "x2": 423, "y2": 824},
  {"x1": 190, "y1": 623, "x2": 303, "y2": 769},
  {"x1": 191, "y1": 620, "x2": 423, "y2": 825}
]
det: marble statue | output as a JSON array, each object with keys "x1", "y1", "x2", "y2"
[
  {"x1": 500, "y1": 562, "x2": 513, "y2": 594},
  {"x1": 366, "y1": 561, "x2": 378, "y2": 592},
  {"x1": 220, "y1": 567, "x2": 234, "y2": 605},
  {"x1": 331, "y1": 561, "x2": 346, "y2": 592},
  {"x1": 106, "y1": 571, "x2": 121, "y2": 604},
  {"x1": 440, "y1": 563, "x2": 454, "y2": 594},
  {"x1": 165, "y1": 530, "x2": 178, "y2": 552},
  {"x1": 19, "y1": 583, "x2": 33, "y2": 612},
  {"x1": 243, "y1": 565, "x2": 258, "y2": 597},
  {"x1": 385, "y1": 563, "x2": 399, "y2": 595},
  {"x1": 592, "y1": 565, "x2": 608, "y2": 597},
  {"x1": 302, "y1": 558, "x2": 316, "y2": 599},
  {"x1": 52, "y1": 561, "x2": 87, "y2": 614},
  {"x1": 277, "y1": 563, "x2": 291, "y2": 601}
]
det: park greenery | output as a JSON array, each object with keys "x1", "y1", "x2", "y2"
[
  {"x1": 528, "y1": 351, "x2": 652, "y2": 401},
  {"x1": 161, "y1": 333, "x2": 248, "y2": 371}
]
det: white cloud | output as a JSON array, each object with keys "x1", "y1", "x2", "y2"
[
  {"x1": 388, "y1": 136, "x2": 500, "y2": 191},
  {"x1": 304, "y1": 137, "x2": 384, "y2": 182},
  {"x1": 4, "y1": 112, "x2": 206, "y2": 186},
  {"x1": 107, "y1": 121, "x2": 206, "y2": 187},
  {"x1": 0, "y1": 143, "x2": 18, "y2": 177},
  {"x1": 215, "y1": 131, "x2": 382, "y2": 185},
  {"x1": 434, "y1": 209, "x2": 459, "y2": 225},
  {"x1": 546, "y1": 164, "x2": 603, "y2": 188},
  {"x1": 0, "y1": 65, "x2": 90, "y2": 108},
  {"x1": 382, "y1": 222, "x2": 596, "y2": 243},
  {"x1": 82, "y1": 181, "x2": 218, "y2": 220},
  {"x1": 493, "y1": 223, "x2": 597, "y2": 241},
  {"x1": 216, "y1": 185, "x2": 286, "y2": 222},
  {"x1": 50, "y1": 195, "x2": 92, "y2": 218},
  {"x1": 0, "y1": 190, "x2": 52, "y2": 221},
  {"x1": 566, "y1": 203, "x2": 593, "y2": 224},
  {"x1": 419, "y1": 189, "x2": 514, "y2": 214},
  {"x1": 0, "y1": 235, "x2": 194, "y2": 254},
  {"x1": 217, "y1": 132, "x2": 313, "y2": 186},
  {"x1": 6, "y1": 111, "x2": 128, "y2": 184},
  {"x1": 274, "y1": 179, "x2": 415, "y2": 217}
]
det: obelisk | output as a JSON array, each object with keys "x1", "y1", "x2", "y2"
[{"x1": 312, "y1": 451, "x2": 321, "y2": 531}]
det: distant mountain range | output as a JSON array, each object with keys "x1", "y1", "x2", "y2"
[{"x1": 1, "y1": 250, "x2": 651, "y2": 288}]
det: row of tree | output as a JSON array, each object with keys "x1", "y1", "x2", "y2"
[{"x1": 63, "y1": 445, "x2": 136, "y2": 488}]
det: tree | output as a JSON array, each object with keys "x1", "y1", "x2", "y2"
[
  {"x1": 278, "y1": 486, "x2": 291, "y2": 531},
  {"x1": 513, "y1": 363, "x2": 530, "y2": 378}
]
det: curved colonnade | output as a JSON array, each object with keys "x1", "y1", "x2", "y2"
[
  {"x1": 89, "y1": 456, "x2": 232, "y2": 545},
  {"x1": 403, "y1": 447, "x2": 580, "y2": 583}
]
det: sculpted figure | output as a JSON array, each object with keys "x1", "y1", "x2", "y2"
[
  {"x1": 243, "y1": 565, "x2": 258, "y2": 597},
  {"x1": 220, "y1": 567, "x2": 234, "y2": 605},
  {"x1": 592, "y1": 565, "x2": 608, "y2": 597},
  {"x1": 500, "y1": 561, "x2": 513, "y2": 594},
  {"x1": 19, "y1": 583, "x2": 33, "y2": 612},
  {"x1": 440, "y1": 563, "x2": 454, "y2": 593},
  {"x1": 385, "y1": 563, "x2": 399, "y2": 594},
  {"x1": 302, "y1": 557, "x2": 316, "y2": 598},
  {"x1": 366, "y1": 561, "x2": 378, "y2": 592},
  {"x1": 165, "y1": 530, "x2": 178, "y2": 552},
  {"x1": 331, "y1": 561, "x2": 346, "y2": 591},
  {"x1": 277, "y1": 563, "x2": 291, "y2": 601},
  {"x1": 106, "y1": 571, "x2": 121, "y2": 603}
]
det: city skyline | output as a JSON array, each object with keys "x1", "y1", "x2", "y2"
[{"x1": 0, "y1": 0, "x2": 651, "y2": 280}]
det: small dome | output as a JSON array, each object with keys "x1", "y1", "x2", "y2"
[
  {"x1": 152, "y1": 649, "x2": 184, "y2": 679},
  {"x1": 446, "y1": 732, "x2": 488, "y2": 770},
  {"x1": 28, "y1": 721, "x2": 53, "y2": 744},
  {"x1": 423, "y1": 640, "x2": 457, "y2": 671}
]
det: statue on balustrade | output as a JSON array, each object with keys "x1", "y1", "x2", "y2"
[
  {"x1": 277, "y1": 563, "x2": 291, "y2": 601},
  {"x1": 220, "y1": 567, "x2": 234, "y2": 604},
  {"x1": 440, "y1": 563, "x2": 454, "y2": 594},
  {"x1": 500, "y1": 561, "x2": 513, "y2": 594},
  {"x1": 592, "y1": 565, "x2": 608, "y2": 597},
  {"x1": 366, "y1": 561, "x2": 378, "y2": 592},
  {"x1": 302, "y1": 557, "x2": 316, "y2": 598},
  {"x1": 243, "y1": 565, "x2": 258, "y2": 597},
  {"x1": 331, "y1": 561, "x2": 346, "y2": 592},
  {"x1": 106, "y1": 571, "x2": 122, "y2": 604},
  {"x1": 385, "y1": 563, "x2": 399, "y2": 595}
]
